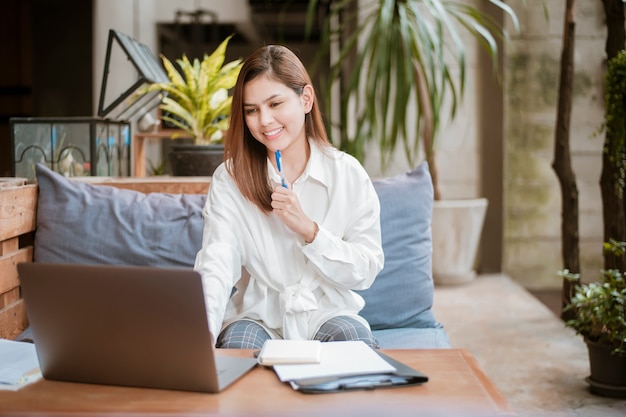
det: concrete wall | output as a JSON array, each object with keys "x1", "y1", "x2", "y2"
[{"x1": 502, "y1": 0, "x2": 606, "y2": 289}]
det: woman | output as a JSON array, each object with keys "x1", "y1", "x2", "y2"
[{"x1": 194, "y1": 44, "x2": 384, "y2": 349}]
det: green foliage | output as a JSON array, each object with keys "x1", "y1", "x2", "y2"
[
  {"x1": 562, "y1": 240, "x2": 626, "y2": 355},
  {"x1": 306, "y1": 0, "x2": 518, "y2": 172},
  {"x1": 138, "y1": 36, "x2": 242, "y2": 145},
  {"x1": 600, "y1": 50, "x2": 626, "y2": 199},
  {"x1": 147, "y1": 158, "x2": 166, "y2": 176}
]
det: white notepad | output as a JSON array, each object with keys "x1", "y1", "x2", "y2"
[
  {"x1": 257, "y1": 340, "x2": 322, "y2": 366},
  {"x1": 272, "y1": 341, "x2": 396, "y2": 382}
]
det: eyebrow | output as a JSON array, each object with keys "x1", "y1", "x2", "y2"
[{"x1": 243, "y1": 93, "x2": 283, "y2": 107}]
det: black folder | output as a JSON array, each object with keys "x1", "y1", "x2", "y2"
[{"x1": 289, "y1": 351, "x2": 428, "y2": 394}]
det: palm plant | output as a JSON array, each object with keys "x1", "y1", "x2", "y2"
[
  {"x1": 307, "y1": 0, "x2": 519, "y2": 199},
  {"x1": 138, "y1": 36, "x2": 242, "y2": 145}
]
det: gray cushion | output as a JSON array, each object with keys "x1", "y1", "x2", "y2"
[
  {"x1": 34, "y1": 163, "x2": 206, "y2": 268},
  {"x1": 373, "y1": 328, "x2": 450, "y2": 349},
  {"x1": 357, "y1": 162, "x2": 439, "y2": 330}
]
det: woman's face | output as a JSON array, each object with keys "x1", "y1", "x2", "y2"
[{"x1": 242, "y1": 75, "x2": 313, "y2": 156}]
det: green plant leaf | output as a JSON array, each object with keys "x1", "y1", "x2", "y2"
[
  {"x1": 563, "y1": 247, "x2": 626, "y2": 355},
  {"x1": 136, "y1": 35, "x2": 241, "y2": 144},
  {"x1": 308, "y1": 0, "x2": 518, "y2": 186}
]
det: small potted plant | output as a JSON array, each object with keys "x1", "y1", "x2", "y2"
[
  {"x1": 561, "y1": 239, "x2": 626, "y2": 398},
  {"x1": 138, "y1": 35, "x2": 242, "y2": 176}
]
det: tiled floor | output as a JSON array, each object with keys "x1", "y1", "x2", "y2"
[{"x1": 433, "y1": 274, "x2": 626, "y2": 417}]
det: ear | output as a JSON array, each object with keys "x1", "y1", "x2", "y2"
[{"x1": 301, "y1": 84, "x2": 314, "y2": 113}]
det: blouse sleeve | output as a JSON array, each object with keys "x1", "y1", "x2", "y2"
[
  {"x1": 193, "y1": 166, "x2": 243, "y2": 339},
  {"x1": 301, "y1": 167, "x2": 384, "y2": 291}
]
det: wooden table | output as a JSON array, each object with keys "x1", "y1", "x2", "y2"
[{"x1": 0, "y1": 349, "x2": 513, "y2": 416}]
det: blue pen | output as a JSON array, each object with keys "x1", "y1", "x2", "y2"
[{"x1": 275, "y1": 150, "x2": 288, "y2": 188}]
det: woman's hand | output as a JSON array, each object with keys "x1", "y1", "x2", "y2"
[{"x1": 271, "y1": 186, "x2": 318, "y2": 243}]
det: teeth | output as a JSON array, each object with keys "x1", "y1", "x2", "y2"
[{"x1": 265, "y1": 128, "x2": 282, "y2": 136}]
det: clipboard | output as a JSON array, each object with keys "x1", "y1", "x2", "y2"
[{"x1": 288, "y1": 351, "x2": 428, "y2": 394}]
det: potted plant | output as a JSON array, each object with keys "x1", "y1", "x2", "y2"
[
  {"x1": 138, "y1": 35, "x2": 242, "y2": 176},
  {"x1": 306, "y1": 0, "x2": 518, "y2": 284},
  {"x1": 561, "y1": 239, "x2": 626, "y2": 398}
]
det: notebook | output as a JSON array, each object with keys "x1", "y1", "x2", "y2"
[
  {"x1": 257, "y1": 339, "x2": 322, "y2": 366},
  {"x1": 17, "y1": 262, "x2": 258, "y2": 393}
]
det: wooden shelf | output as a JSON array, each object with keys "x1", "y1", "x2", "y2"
[{"x1": 132, "y1": 129, "x2": 192, "y2": 177}]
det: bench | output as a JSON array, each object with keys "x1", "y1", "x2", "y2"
[{"x1": 1, "y1": 163, "x2": 450, "y2": 348}]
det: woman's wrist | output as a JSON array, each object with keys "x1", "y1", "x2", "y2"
[{"x1": 305, "y1": 222, "x2": 319, "y2": 244}]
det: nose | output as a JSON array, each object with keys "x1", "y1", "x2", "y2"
[{"x1": 259, "y1": 107, "x2": 273, "y2": 126}]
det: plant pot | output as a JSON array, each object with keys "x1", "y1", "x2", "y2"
[
  {"x1": 584, "y1": 338, "x2": 626, "y2": 398},
  {"x1": 168, "y1": 144, "x2": 224, "y2": 177},
  {"x1": 431, "y1": 198, "x2": 488, "y2": 285}
]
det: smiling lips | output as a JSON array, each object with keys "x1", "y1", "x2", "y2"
[{"x1": 264, "y1": 127, "x2": 283, "y2": 139}]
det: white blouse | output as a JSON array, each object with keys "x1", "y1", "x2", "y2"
[{"x1": 194, "y1": 142, "x2": 384, "y2": 341}]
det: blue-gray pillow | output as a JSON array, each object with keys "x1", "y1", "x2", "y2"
[
  {"x1": 34, "y1": 163, "x2": 206, "y2": 268},
  {"x1": 357, "y1": 162, "x2": 438, "y2": 330}
]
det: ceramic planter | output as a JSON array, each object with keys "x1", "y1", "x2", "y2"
[
  {"x1": 585, "y1": 338, "x2": 626, "y2": 398},
  {"x1": 168, "y1": 144, "x2": 224, "y2": 177},
  {"x1": 431, "y1": 198, "x2": 488, "y2": 285}
]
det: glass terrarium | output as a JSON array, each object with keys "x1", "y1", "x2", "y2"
[
  {"x1": 10, "y1": 117, "x2": 130, "y2": 179},
  {"x1": 10, "y1": 29, "x2": 168, "y2": 179}
]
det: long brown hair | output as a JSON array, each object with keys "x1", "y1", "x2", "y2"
[{"x1": 224, "y1": 45, "x2": 329, "y2": 213}]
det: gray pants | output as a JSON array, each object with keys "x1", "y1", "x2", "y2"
[{"x1": 216, "y1": 316, "x2": 379, "y2": 349}]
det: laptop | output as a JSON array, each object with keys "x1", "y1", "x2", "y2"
[{"x1": 17, "y1": 262, "x2": 258, "y2": 393}]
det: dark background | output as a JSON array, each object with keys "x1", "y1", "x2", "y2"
[{"x1": 0, "y1": 0, "x2": 93, "y2": 177}]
